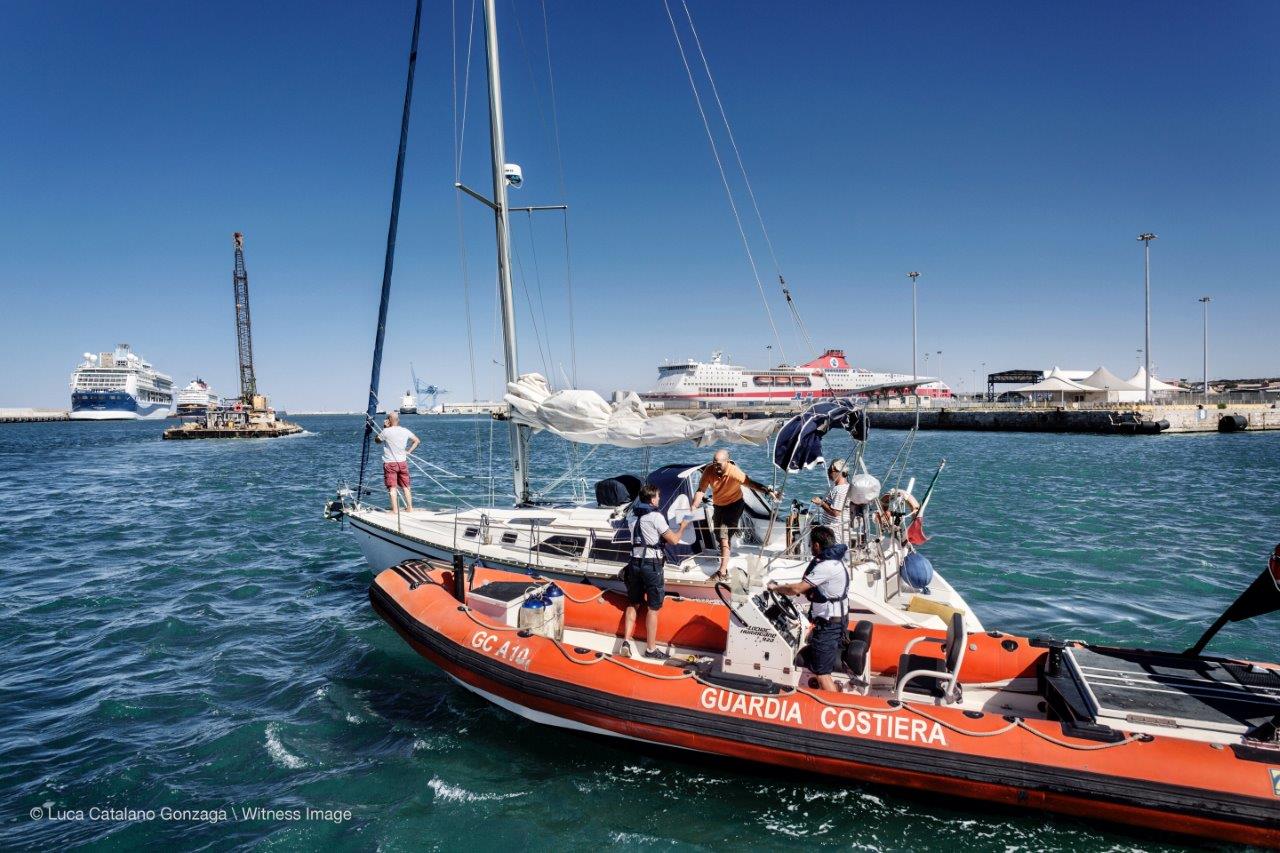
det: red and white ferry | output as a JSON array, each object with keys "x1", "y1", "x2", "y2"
[{"x1": 645, "y1": 349, "x2": 951, "y2": 403}]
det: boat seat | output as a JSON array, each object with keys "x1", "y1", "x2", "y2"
[
  {"x1": 842, "y1": 620, "x2": 874, "y2": 692},
  {"x1": 895, "y1": 611, "x2": 966, "y2": 704}
]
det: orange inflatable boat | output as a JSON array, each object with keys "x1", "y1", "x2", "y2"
[{"x1": 370, "y1": 551, "x2": 1280, "y2": 847}]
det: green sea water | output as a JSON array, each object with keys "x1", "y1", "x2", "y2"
[{"x1": 2, "y1": 415, "x2": 1277, "y2": 851}]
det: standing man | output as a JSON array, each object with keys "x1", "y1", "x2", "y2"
[
  {"x1": 375, "y1": 411, "x2": 420, "y2": 513},
  {"x1": 769, "y1": 525, "x2": 849, "y2": 692},
  {"x1": 690, "y1": 449, "x2": 779, "y2": 580},
  {"x1": 811, "y1": 459, "x2": 850, "y2": 543},
  {"x1": 622, "y1": 483, "x2": 691, "y2": 660}
]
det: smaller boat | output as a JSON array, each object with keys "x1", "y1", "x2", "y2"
[
  {"x1": 371, "y1": 547, "x2": 1280, "y2": 847},
  {"x1": 399, "y1": 391, "x2": 417, "y2": 415}
]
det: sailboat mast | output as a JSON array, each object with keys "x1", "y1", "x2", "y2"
[{"x1": 481, "y1": 0, "x2": 530, "y2": 504}]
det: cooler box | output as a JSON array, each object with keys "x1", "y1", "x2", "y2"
[{"x1": 467, "y1": 581, "x2": 540, "y2": 626}]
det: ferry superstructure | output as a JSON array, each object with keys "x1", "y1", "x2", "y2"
[
  {"x1": 69, "y1": 345, "x2": 174, "y2": 420},
  {"x1": 174, "y1": 378, "x2": 218, "y2": 417},
  {"x1": 645, "y1": 349, "x2": 952, "y2": 403}
]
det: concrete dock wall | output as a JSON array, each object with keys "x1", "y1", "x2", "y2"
[{"x1": 864, "y1": 403, "x2": 1280, "y2": 434}]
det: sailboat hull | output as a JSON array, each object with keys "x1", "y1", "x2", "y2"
[{"x1": 343, "y1": 505, "x2": 983, "y2": 631}]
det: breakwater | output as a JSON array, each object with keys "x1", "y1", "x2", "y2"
[{"x1": 865, "y1": 403, "x2": 1280, "y2": 434}]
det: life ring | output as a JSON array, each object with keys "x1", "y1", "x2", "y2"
[
  {"x1": 876, "y1": 489, "x2": 920, "y2": 526},
  {"x1": 233, "y1": 402, "x2": 243, "y2": 412}
]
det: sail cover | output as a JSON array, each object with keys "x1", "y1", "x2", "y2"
[
  {"x1": 773, "y1": 398, "x2": 868, "y2": 472},
  {"x1": 504, "y1": 374, "x2": 778, "y2": 448}
]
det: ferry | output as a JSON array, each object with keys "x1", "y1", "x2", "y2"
[
  {"x1": 645, "y1": 349, "x2": 952, "y2": 404},
  {"x1": 399, "y1": 391, "x2": 417, "y2": 415},
  {"x1": 174, "y1": 378, "x2": 219, "y2": 418},
  {"x1": 69, "y1": 345, "x2": 174, "y2": 420}
]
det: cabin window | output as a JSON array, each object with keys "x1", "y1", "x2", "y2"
[
  {"x1": 535, "y1": 535, "x2": 585, "y2": 558},
  {"x1": 463, "y1": 526, "x2": 479, "y2": 538},
  {"x1": 501, "y1": 532, "x2": 518, "y2": 545},
  {"x1": 588, "y1": 535, "x2": 631, "y2": 564}
]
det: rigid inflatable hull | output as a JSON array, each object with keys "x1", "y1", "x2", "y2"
[{"x1": 370, "y1": 567, "x2": 1280, "y2": 848}]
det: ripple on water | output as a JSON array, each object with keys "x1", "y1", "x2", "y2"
[{"x1": 0, "y1": 417, "x2": 1274, "y2": 851}]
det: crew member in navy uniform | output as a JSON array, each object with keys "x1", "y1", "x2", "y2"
[
  {"x1": 768, "y1": 524, "x2": 849, "y2": 691},
  {"x1": 621, "y1": 483, "x2": 692, "y2": 660}
]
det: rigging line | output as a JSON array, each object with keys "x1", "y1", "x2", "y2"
[
  {"x1": 681, "y1": 1, "x2": 816, "y2": 358},
  {"x1": 453, "y1": 0, "x2": 483, "y2": 464},
  {"x1": 454, "y1": 0, "x2": 479, "y2": 181},
  {"x1": 560, "y1": 210, "x2": 579, "y2": 387},
  {"x1": 538, "y1": 0, "x2": 569, "y2": 201},
  {"x1": 660, "y1": 0, "x2": 786, "y2": 363},
  {"x1": 510, "y1": 237, "x2": 552, "y2": 378},
  {"x1": 358, "y1": 0, "x2": 424, "y2": 497},
  {"x1": 507, "y1": 0, "x2": 557, "y2": 175},
  {"x1": 539, "y1": 2, "x2": 578, "y2": 386},
  {"x1": 524, "y1": 211, "x2": 557, "y2": 376}
]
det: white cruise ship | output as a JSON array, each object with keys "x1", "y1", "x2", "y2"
[
  {"x1": 644, "y1": 349, "x2": 952, "y2": 403},
  {"x1": 174, "y1": 378, "x2": 219, "y2": 418},
  {"x1": 69, "y1": 344, "x2": 174, "y2": 420}
]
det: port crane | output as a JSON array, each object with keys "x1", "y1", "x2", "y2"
[
  {"x1": 410, "y1": 362, "x2": 446, "y2": 411},
  {"x1": 232, "y1": 232, "x2": 259, "y2": 406}
]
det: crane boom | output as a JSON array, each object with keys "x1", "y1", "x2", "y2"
[{"x1": 232, "y1": 232, "x2": 257, "y2": 403}]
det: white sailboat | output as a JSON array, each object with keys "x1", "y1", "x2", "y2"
[{"x1": 330, "y1": 0, "x2": 980, "y2": 633}]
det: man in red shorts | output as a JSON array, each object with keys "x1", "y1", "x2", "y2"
[{"x1": 375, "y1": 411, "x2": 420, "y2": 513}]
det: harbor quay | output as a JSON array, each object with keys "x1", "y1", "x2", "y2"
[
  {"x1": 0, "y1": 408, "x2": 70, "y2": 423},
  {"x1": 644, "y1": 398, "x2": 1280, "y2": 435}
]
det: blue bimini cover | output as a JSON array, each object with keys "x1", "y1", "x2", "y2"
[{"x1": 773, "y1": 399, "x2": 869, "y2": 472}]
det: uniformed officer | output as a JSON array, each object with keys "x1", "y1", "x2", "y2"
[
  {"x1": 621, "y1": 483, "x2": 691, "y2": 660},
  {"x1": 769, "y1": 524, "x2": 849, "y2": 691}
]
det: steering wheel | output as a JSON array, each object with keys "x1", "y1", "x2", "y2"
[{"x1": 766, "y1": 587, "x2": 802, "y2": 623}]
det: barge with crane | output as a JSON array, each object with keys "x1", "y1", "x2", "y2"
[{"x1": 163, "y1": 233, "x2": 301, "y2": 440}]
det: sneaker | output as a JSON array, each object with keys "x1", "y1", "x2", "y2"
[
  {"x1": 642, "y1": 647, "x2": 669, "y2": 661},
  {"x1": 619, "y1": 641, "x2": 632, "y2": 657}
]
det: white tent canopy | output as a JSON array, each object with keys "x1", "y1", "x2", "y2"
[
  {"x1": 1079, "y1": 366, "x2": 1144, "y2": 392},
  {"x1": 1128, "y1": 366, "x2": 1186, "y2": 393},
  {"x1": 504, "y1": 374, "x2": 780, "y2": 448},
  {"x1": 1014, "y1": 375, "x2": 1094, "y2": 394}
]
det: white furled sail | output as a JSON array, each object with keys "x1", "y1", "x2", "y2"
[{"x1": 505, "y1": 373, "x2": 779, "y2": 448}]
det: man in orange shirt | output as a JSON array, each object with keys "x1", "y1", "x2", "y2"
[{"x1": 691, "y1": 449, "x2": 779, "y2": 579}]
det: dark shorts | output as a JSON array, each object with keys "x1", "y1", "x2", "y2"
[
  {"x1": 712, "y1": 500, "x2": 746, "y2": 542},
  {"x1": 623, "y1": 559, "x2": 665, "y2": 610},
  {"x1": 804, "y1": 616, "x2": 847, "y2": 676},
  {"x1": 383, "y1": 461, "x2": 410, "y2": 489}
]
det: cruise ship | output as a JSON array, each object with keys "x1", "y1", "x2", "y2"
[
  {"x1": 69, "y1": 345, "x2": 174, "y2": 420},
  {"x1": 173, "y1": 378, "x2": 219, "y2": 418},
  {"x1": 644, "y1": 349, "x2": 952, "y2": 403}
]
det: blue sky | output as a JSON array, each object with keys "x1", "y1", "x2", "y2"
[{"x1": 2, "y1": 1, "x2": 1277, "y2": 409}]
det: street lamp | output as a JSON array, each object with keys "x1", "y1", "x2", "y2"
[
  {"x1": 1199, "y1": 296, "x2": 1211, "y2": 404},
  {"x1": 907, "y1": 272, "x2": 920, "y2": 388},
  {"x1": 1137, "y1": 232, "x2": 1158, "y2": 403},
  {"x1": 981, "y1": 361, "x2": 986, "y2": 401},
  {"x1": 936, "y1": 350, "x2": 943, "y2": 389}
]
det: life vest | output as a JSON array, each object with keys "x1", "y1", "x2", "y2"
[
  {"x1": 630, "y1": 505, "x2": 665, "y2": 563},
  {"x1": 803, "y1": 544, "x2": 850, "y2": 615}
]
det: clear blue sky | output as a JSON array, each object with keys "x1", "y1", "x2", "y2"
[{"x1": 3, "y1": 1, "x2": 1277, "y2": 409}]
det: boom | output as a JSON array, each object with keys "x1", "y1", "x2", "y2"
[{"x1": 232, "y1": 232, "x2": 257, "y2": 402}]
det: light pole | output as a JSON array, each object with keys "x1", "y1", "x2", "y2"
[
  {"x1": 971, "y1": 368, "x2": 977, "y2": 400},
  {"x1": 907, "y1": 272, "x2": 920, "y2": 388},
  {"x1": 1138, "y1": 232, "x2": 1158, "y2": 403},
  {"x1": 1199, "y1": 296, "x2": 1211, "y2": 404},
  {"x1": 981, "y1": 361, "x2": 986, "y2": 401},
  {"x1": 936, "y1": 350, "x2": 943, "y2": 389}
]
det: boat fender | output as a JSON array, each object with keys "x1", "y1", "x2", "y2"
[{"x1": 902, "y1": 552, "x2": 934, "y2": 593}]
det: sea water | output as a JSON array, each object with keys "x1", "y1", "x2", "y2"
[{"x1": 2, "y1": 416, "x2": 1276, "y2": 850}]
